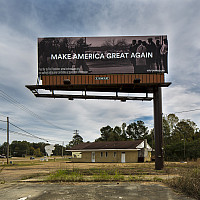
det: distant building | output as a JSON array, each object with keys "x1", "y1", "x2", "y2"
[{"x1": 66, "y1": 140, "x2": 152, "y2": 163}]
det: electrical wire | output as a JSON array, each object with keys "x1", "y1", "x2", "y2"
[
  {"x1": 174, "y1": 108, "x2": 200, "y2": 114},
  {"x1": 0, "y1": 89, "x2": 71, "y2": 132},
  {"x1": 0, "y1": 117, "x2": 65, "y2": 144},
  {"x1": 9, "y1": 122, "x2": 49, "y2": 142},
  {"x1": 0, "y1": 125, "x2": 64, "y2": 144},
  {"x1": 10, "y1": 122, "x2": 65, "y2": 143},
  {"x1": 0, "y1": 127, "x2": 42, "y2": 140}
]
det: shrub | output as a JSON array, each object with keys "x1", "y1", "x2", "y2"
[{"x1": 166, "y1": 167, "x2": 200, "y2": 199}]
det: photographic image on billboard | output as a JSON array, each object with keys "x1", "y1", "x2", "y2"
[{"x1": 38, "y1": 35, "x2": 168, "y2": 76}]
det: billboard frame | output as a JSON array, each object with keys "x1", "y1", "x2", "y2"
[
  {"x1": 38, "y1": 35, "x2": 168, "y2": 76},
  {"x1": 26, "y1": 35, "x2": 171, "y2": 170}
]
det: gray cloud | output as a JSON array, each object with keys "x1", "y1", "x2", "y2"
[{"x1": 0, "y1": 0, "x2": 200, "y2": 145}]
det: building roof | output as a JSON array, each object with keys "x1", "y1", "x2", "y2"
[{"x1": 69, "y1": 140, "x2": 145, "y2": 151}]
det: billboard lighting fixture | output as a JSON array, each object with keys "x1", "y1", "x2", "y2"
[
  {"x1": 134, "y1": 78, "x2": 141, "y2": 84},
  {"x1": 121, "y1": 98, "x2": 126, "y2": 102},
  {"x1": 63, "y1": 79, "x2": 71, "y2": 85}
]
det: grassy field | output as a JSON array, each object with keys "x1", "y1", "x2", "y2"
[{"x1": 0, "y1": 157, "x2": 200, "y2": 199}]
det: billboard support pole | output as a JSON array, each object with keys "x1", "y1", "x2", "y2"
[{"x1": 153, "y1": 87, "x2": 164, "y2": 170}]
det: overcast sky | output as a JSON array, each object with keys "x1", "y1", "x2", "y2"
[{"x1": 0, "y1": 0, "x2": 200, "y2": 145}]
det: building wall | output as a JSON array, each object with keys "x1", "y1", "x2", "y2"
[
  {"x1": 71, "y1": 150, "x2": 138, "y2": 163},
  {"x1": 144, "y1": 151, "x2": 152, "y2": 162},
  {"x1": 138, "y1": 149, "x2": 152, "y2": 162}
]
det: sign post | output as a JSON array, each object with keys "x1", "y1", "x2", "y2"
[{"x1": 153, "y1": 87, "x2": 164, "y2": 170}]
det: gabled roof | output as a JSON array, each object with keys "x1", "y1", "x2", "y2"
[{"x1": 69, "y1": 140, "x2": 144, "y2": 151}]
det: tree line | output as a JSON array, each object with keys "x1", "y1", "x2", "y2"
[
  {"x1": 0, "y1": 113, "x2": 200, "y2": 161},
  {"x1": 0, "y1": 141, "x2": 66, "y2": 157}
]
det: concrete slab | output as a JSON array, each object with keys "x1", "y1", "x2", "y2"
[{"x1": 0, "y1": 182, "x2": 195, "y2": 200}]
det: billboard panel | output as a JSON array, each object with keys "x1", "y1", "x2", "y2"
[{"x1": 38, "y1": 35, "x2": 168, "y2": 76}]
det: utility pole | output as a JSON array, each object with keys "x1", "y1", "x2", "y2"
[
  {"x1": 74, "y1": 130, "x2": 79, "y2": 136},
  {"x1": 7, "y1": 117, "x2": 9, "y2": 165},
  {"x1": 74, "y1": 130, "x2": 80, "y2": 146}
]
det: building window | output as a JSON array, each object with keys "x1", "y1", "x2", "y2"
[
  {"x1": 105, "y1": 152, "x2": 108, "y2": 157},
  {"x1": 72, "y1": 152, "x2": 82, "y2": 158},
  {"x1": 100, "y1": 152, "x2": 103, "y2": 157},
  {"x1": 114, "y1": 152, "x2": 117, "y2": 157}
]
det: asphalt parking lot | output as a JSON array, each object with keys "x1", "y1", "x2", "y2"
[{"x1": 0, "y1": 182, "x2": 195, "y2": 200}]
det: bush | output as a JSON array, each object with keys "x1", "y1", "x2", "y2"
[{"x1": 166, "y1": 167, "x2": 200, "y2": 199}]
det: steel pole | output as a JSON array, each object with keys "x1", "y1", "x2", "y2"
[{"x1": 153, "y1": 87, "x2": 164, "y2": 170}]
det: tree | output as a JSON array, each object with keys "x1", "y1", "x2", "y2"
[
  {"x1": 163, "y1": 114, "x2": 179, "y2": 145},
  {"x1": 121, "y1": 123, "x2": 127, "y2": 140},
  {"x1": 96, "y1": 125, "x2": 127, "y2": 141},
  {"x1": 69, "y1": 132, "x2": 83, "y2": 147},
  {"x1": 34, "y1": 148, "x2": 43, "y2": 157},
  {"x1": 10, "y1": 141, "x2": 30, "y2": 157},
  {"x1": 172, "y1": 120, "x2": 195, "y2": 141},
  {"x1": 53, "y1": 144, "x2": 66, "y2": 156},
  {"x1": 31, "y1": 142, "x2": 46, "y2": 155},
  {"x1": 0, "y1": 142, "x2": 8, "y2": 155},
  {"x1": 97, "y1": 121, "x2": 149, "y2": 142},
  {"x1": 126, "y1": 120, "x2": 149, "y2": 139},
  {"x1": 98, "y1": 125, "x2": 113, "y2": 141},
  {"x1": 167, "y1": 114, "x2": 179, "y2": 132},
  {"x1": 163, "y1": 117, "x2": 200, "y2": 161}
]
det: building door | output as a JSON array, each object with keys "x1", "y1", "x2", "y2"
[
  {"x1": 91, "y1": 152, "x2": 95, "y2": 162},
  {"x1": 121, "y1": 152, "x2": 125, "y2": 163}
]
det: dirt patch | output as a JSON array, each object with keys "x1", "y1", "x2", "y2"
[{"x1": 0, "y1": 158, "x2": 193, "y2": 183}]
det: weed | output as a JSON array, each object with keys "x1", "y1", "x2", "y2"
[
  {"x1": 165, "y1": 167, "x2": 200, "y2": 199},
  {"x1": 47, "y1": 169, "x2": 84, "y2": 182}
]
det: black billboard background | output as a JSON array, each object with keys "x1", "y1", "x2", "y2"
[{"x1": 38, "y1": 36, "x2": 168, "y2": 76}]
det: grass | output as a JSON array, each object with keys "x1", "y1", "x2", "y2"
[
  {"x1": 46, "y1": 167, "x2": 165, "y2": 182},
  {"x1": 47, "y1": 169, "x2": 85, "y2": 182},
  {"x1": 1, "y1": 158, "x2": 200, "y2": 199},
  {"x1": 165, "y1": 166, "x2": 200, "y2": 199},
  {"x1": 0, "y1": 162, "x2": 41, "y2": 167},
  {"x1": 44, "y1": 162, "x2": 200, "y2": 200},
  {"x1": 45, "y1": 161, "x2": 200, "y2": 199}
]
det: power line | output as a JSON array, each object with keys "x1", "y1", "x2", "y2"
[
  {"x1": 0, "y1": 127, "x2": 50, "y2": 142},
  {"x1": 0, "y1": 125, "x2": 63, "y2": 144},
  {"x1": 9, "y1": 121, "x2": 65, "y2": 143},
  {"x1": 0, "y1": 115, "x2": 66, "y2": 144},
  {"x1": 10, "y1": 122, "x2": 64, "y2": 143},
  {"x1": 0, "y1": 89, "x2": 71, "y2": 132},
  {"x1": 174, "y1": 108, "x2": 200, "y2": 114},
  {"x1": 9, "y1": 122, "x2": 49, "y2": 142}
]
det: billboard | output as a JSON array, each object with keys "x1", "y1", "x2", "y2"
[{"x1": 38, "y1": 35, "x2": 168, "y2": 76}]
